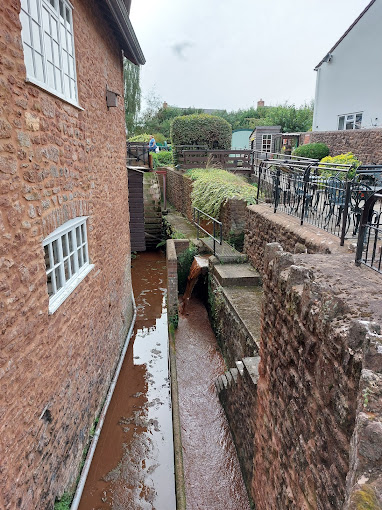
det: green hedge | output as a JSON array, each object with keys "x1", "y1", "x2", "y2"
[
  {"x1": 171, "y1": 114, "x2": 232, "y2": 150},
  {"x1": 293, "y1": 142, "x2": 329, "y2": 160},
  {"x1": 152, "y1": 150, "x2": 173, "y2": 168}
]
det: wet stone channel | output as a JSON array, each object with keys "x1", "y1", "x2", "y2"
[
  {"x1": 79, "y1": 252, "x2": 176, "y2": 510},
  {"x1": 79, "y1": 250, "x2": 250, "y2": 510}
]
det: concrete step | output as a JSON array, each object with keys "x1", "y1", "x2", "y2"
[
  {"x1": 200, "y1": 237, "x2": 247, "y2": 263},
  {"x1": 213, "y1": 264, "x2": 261, "y2": 288}
]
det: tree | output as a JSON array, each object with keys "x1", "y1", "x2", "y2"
[{"x1": 123, "y1": 58, "x2": 141, "y2": 136}]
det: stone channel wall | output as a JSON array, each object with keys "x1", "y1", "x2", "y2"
[
  {"x1": 166, "y1": 239, "x2": 190, "y2": 324},
  {"x1": 0, "y1": 1, "x2": 133, "y2": 508},
  {"x1": 208, "y1": 267, "x2": 259, "y2": 366},
  {"x1": 214, "y1": 203, "x2": 382, "y2": 509},
  {"x1": 252, "y1": 244, "x2": 362, "y2": 509},
  {"x1": 245, "y1": 203, "x2": 344, "y2": 273},
  {"x1": 300, "y1": 129, "x2": 382, "y2": 164}
]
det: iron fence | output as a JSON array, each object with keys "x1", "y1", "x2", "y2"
[
  {"x1": 254, "y1": 159, "x2": 382, "y2": 245},
  {"x1": 356, "y1": 192, "x2": 382, "y2": 274}
]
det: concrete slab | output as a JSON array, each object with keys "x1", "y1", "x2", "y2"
[
  {"x1": 213, "y1": 264, "x2": 261, "y2": 287},
  {"x1": 223, "y1": 286, "x2": 263, "y2": 349},
  {"x1": 200, "y1": 238, "x2": 247, "y2": 263},
  {"x1": 165, "y1": 211, "x2": 198, "y2": 239},
  {"x1": 242, "y1": 356, "x2": 260, "y2": 386}
]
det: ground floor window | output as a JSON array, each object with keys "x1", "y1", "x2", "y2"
[
  {"x1": 338, "y1": 112, "x2": 362, "y2": 130},
  {"x1": 43, "y1": 216, "x2": 93, "y2": 313},
  {"x1": 262, "y1": 134, "x2": 272, "y2": 152}
]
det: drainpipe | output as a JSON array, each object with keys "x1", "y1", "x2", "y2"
[{"x1": 70, "y1": 290, "x2": 137, "y2": 510}]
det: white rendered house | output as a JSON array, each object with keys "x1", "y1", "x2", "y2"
[{"x1": 313, "y1": 0, "x2": 382, "y2": 132}]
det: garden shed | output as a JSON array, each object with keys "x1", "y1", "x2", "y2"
[{"x1": 249, "y1": 126, "x2": 281, "y2": 153}]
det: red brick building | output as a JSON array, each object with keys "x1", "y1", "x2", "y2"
[{"x1": 0, "y1": 0, "x2": 144, "y2": 507}]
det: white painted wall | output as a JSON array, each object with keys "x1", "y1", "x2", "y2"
[{"x1": 313, "y1": 0, "x2": 382, "y2": 131}]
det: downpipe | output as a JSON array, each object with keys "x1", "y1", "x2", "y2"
[{"x1": 70, "y1": 291, "x2": 137, "y2": 510}]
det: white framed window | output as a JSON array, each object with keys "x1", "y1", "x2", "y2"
[
  {"x1": 43, "y1": 217, "x2": 93, "y2": 313},
  {"x1": 19, "y1": 0, "x2": 78, "y2": 105},
  {"x1": 338, "y1": 112, "x2": 362, "y2": 130},
  {"x1": 262, "y1": 134, "x2": 272, "y2": 153}
]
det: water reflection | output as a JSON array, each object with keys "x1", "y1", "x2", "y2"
[{"x1": 78, "y1": 252, "x2": 176, "y2": 510}]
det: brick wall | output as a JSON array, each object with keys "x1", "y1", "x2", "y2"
[
  {"x1": 166, "y1": 168, "x2": 193, "y2": 221},
  {"x1": 220, "y1": 198, "x2": 246, "y2": 239},
  {"x1": 0, "y1": 1, "x2": 133, "y2": 508},
  {"x1": 300, "y1": 129, "x2": 382, "y2": 164}
]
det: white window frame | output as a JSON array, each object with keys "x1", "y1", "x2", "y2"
[
  {"x1": 43, "y1": 217, "x2": 93, "y2": 314},
  {"x1": 262, "y1": 134, "x2": 272, "y2": 153},
  {"x1": 19, "y1": 0, "x2": 80, "y2": 107},
  {"x1": 338, "y1": 112, "x2": 363, "y2": 131}
]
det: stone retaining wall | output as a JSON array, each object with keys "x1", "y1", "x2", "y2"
[
  {"x1": 166, "y1": 168, "x2": 193, "y2": 221},
  {"x1": 300, "y1": 129, "x2": 382, "y2": 164},
  {"x1": 245, "y1": 203, "x2": 345, "y2": 273},
  {"x1": 216, "y1": 357, "x2": 259, "y2": 503},
  {"x1": 208, "y1": 271, "x2": 259, "y2": 367}
]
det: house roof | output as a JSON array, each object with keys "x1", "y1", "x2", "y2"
[
  {"x1": 314, "y1": 0, "x2": 375, "y2": 70},
  {"x1": 99, "y1": 0, "x2": 145, "y2": 65}
]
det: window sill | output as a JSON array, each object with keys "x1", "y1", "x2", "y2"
[
  {"x1": 48, "y1": 263, "x2": 94, "y2": 314},
  {"x1": 25, "y1": 76, "x2": 84, "y2": 111}
]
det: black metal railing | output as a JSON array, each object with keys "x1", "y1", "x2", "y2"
[
  {"x1": 193, "y1": 207, "x2": 222, "y2": 256},
  {"x1": 254, "y1": 159, "x2": 382, "y2": 245},
  {"x1": 356, "y1": 192, "x2": 382, "y2": 274}
]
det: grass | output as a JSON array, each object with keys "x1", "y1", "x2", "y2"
[{"x1": 186, "y1": 168, "x2": 258, "y2": 218}]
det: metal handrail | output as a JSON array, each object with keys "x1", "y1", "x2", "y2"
[
  {"x1": 193, "y1": 207, "x2": 222, "y2": 256},
  {"x1": 355, "y1": 191, "x2": 382, "y2": 273}
]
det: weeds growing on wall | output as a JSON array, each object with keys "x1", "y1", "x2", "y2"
[
  {"x1": 186, "y1": 168, "x2": 258, "y2": 218},
  {"x1": 177, "y1": 242, "x2": 197, "y2": 295}
]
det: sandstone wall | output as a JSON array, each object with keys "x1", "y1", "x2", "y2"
[
  {"x1": 251, "y1": 244, "x2": 382, "y2": 509},
  {"x1": 208, "y1": 272, "x2": 259, "y2": 366},
  {"x1": 166, "y1": 168, "x2": 193, "y2": 221},
  {"x1": 300, "y1": 129, "x2": 382, "y2": 164},
  {"x1": 245, "y1": 204, "x2": 343, "y2": 273},
  {"x1": 0, "y1": 1, "x2": 133, "y2": 508}
]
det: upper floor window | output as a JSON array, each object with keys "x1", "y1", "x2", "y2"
[
  {"x1": 262, "y1": 134, "x2": 272, "y2": 153},
  {"x1": 338, "y1": 113, "x2": 362, "y2": 130},
  {"x1": 19, "y1": 0, "x2": 78, "y2": 104},
  {"x1": 43, "y1": 217, "x2": 93, "y2": 313}
]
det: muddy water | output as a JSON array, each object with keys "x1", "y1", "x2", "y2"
[
  {"x1": 78, "y1": 252, "x2": 176, "y2": 510},
  {"x1": 176, "y1": 297, "x2": 251, "y2": 510}
]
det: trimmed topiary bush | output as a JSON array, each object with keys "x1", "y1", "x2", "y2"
[
  {"x1": 292, "y1": 142, "x2": 329, "y2": 160},
  {"x1": 171, "y1": 114, "x2": 232, "y2": 150}
]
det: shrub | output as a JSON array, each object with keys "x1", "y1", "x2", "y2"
[
  {"x1": 187, "y1": 168, "x2": 258, "y2": 218},
  {"x1": 292, "y1": 142, "x2": 329, "y2": 160},
  {"x1": 152, "y1": 132, "x2": 166, "y2": 144},
  {"x1": 319, "y1": 152, "x2": 362, "y2": 180},
  {"x1": 152, "y1": 150, "x2": 173, "y2": 168},
  {"x1": 178, "y1": 243, "x2": 197, "y2": 295},
  {"x1": 171, "y1": 114, "x2": 232, "y2": 151},
  {"x1": 128, "y1": 133, "x2": 151, "y2": 142}
]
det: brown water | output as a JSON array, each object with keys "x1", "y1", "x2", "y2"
[
  {"x1": 176, "y1": 297, "x2": 251, "y2": 510},
  {"x1": 78, "y1": 252, "x2": 176, "y2": 510}
]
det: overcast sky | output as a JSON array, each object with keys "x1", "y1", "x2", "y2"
[{"x1": 130, "y1": 0, "x2": 370, "y2": 112}]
